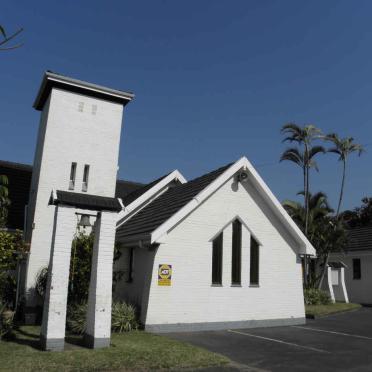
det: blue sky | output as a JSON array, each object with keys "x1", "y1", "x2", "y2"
[{"x1": 1, "y1": 0, "x2": 371, "y2": 211}]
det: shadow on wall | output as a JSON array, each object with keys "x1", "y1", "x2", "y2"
[{"x1": 113, "y1": 244, "x2": 158, "y2": 326}]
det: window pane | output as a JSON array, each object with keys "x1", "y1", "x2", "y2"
[
  {"x1": 82, "y1": 164, "x2": 90, "y2": 192},
  {"x1": 231, "y1": 220, "x2": 242, "y2": 285},
  {"x1": 353, "y1": 258, "x2": 361, "y2": 280},
  {"x1": 212, "y1": 233, "x2": 223, "y2": 285},
  {"x1": 69, "y1": 162, "x2": 77, "y2": 190},
  {"x1": 250, "y1": 236, "x2": 259, "y2": 285}
]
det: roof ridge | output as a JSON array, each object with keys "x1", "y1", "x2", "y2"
[{"x1": 0, "y1": 159, "x2": 33, "y2": 171}]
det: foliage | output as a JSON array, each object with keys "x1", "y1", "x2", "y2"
[
  {"x1": 0, "y1": 230, "x2": 27, "y2": 271},
  {"x1": 0, "y1": 175, "x2": 10, "y2": 228},
  {"x1": 35, "y1": 267, "x2": 48, "y2": 299},
  {"x1": 0, "y1": 304, "x2": 15, "y2": 338},
  {"x1": 68, "y1": 232, "x2": 123, "y2": 305},
  {"x1": 325, "y1": 133, "x2": 364, "y2": 216},
  {"x1": 0, "y1": 231, "x2": 28, "y2": 306},
  {"x1": 0, "y1": 25, "x2": 23, "y2": 51},
  {"x1": 342, "y1": 197, "x2": 372, "y2": 227},
  {"x1": 66, "y1": 303, "x2": 87, "y2": 335},
  {"x1": 111, "y1": 301, "x2": 139, "y2": 333},
  {"x1": 280, "y1": 123, "x2": 325, "y2": 236},
  {"x1": 66, "y1": 301, "x2": 139, "y2": 335},
  {"x1": 304, "y1": 288, "x2": 331, "y2": 305}
]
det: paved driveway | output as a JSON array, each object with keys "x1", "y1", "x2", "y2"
[{"x1": 168, "y1": 307, "x2": 372, "y2": 371}]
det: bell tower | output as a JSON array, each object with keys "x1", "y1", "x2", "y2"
[{"x1": 24, "y1": 72, "x2": 133, "y2": 323}]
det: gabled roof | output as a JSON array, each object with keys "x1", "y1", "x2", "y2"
[
  {"x1": 346, "y1": 225, "x2": 372, "y2": 252},
  {"x1": 121, "y1": 173, "x2": 170, "y2": 206},
  {"x1": 116, "y1": 163, "x2": 232, "y2": 240},
  {"x1": 115, "y1": 180, "x2": 145, "y2": 202},
  {"x1": 116, "y1": 157, "x2": 316, "y2": 256}
]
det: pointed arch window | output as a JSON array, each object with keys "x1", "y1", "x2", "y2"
[
  {"x1": 231, "y1": 219, "x2": 242, "y2": 285},
  {"x1": 250, "y1": 235, "x2": 260, "y2": 285}
]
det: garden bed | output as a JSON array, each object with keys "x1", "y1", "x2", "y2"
[
  {"x1": 0, "y1": 326, "x2": 229, "y2": 371},
  {"x1": 305, "y1": 303, "x2": 362, "y2": 319}
]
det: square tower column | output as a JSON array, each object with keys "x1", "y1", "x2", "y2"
[
  {"x1": 85, "y1": 211, "x2": 117, "y2": 348},
  {"x1": 40, "y1": 205, "x2": 76, "y2": 351}
]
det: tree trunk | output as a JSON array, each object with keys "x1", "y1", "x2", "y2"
[{"x1": 336, "y1": 160, "x2": 346, "y2": 218}]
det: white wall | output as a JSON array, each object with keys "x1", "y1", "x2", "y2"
[
  {"x1": 142, "y1": 176, "x2": 305, "y2": 328},
  {"x1": 25, "y1": 87, "x2": 124, "y2": 307},
  {"x1": 331, "y1": 252, "x2": 372, "y2": 304}
]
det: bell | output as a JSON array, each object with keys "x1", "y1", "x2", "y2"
[{"x1": 78, "y1": 214, "x2": 92, "y2": 227}]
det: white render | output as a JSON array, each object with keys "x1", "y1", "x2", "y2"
[
  {"x1": 330, "y1": 251, "x2": 372, "y2": 304},
  {"x1": 25, "y1": 81, "x2": 127, "y2": 318},
  {"x1": 117, "y1": 173, "x2": 307, "y2": 330},
  {"x1": 86, "y1": 211, "x2": 117, "y2": 348}
]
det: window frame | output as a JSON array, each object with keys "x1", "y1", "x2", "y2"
[
  {"x1": 231, "y1": 219, "x2": 242, "y2": 286},
  {"x1": 127, "y1": 247, "x2": 134, "y2": 283},
  {"x1": 250, "y1": 235, "x2": 260, "y2": 286},
  {"x1": 212, "y1": 232, "x2": 223, "y2": 286},
  {"x1": 353, "y1": 258, "x2": 361, "y2": 280}
]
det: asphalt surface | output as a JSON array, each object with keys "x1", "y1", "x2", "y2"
[{"x1": 168, "y1": 307, "x2": 372, "y2": 371}]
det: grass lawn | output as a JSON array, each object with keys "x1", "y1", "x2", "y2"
[
  {"x1": 0, "y1": 326, "x2": 229, "y2": 371},
  {"x1": 305, "y1": 303, "x2": 362, "y2": 318}
]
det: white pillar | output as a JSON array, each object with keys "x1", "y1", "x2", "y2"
[
  {"x1": 85, "y1": 211, "x2": 117, "y2": 348},
  {"x1": 327, "y1": 266, "x2": 336, "y2": 303},
  {"x1": 40, "y1": 206, "x2": 76, "y2": 351},
  {"x1": 340, "y1": 267, "x2": 349, "y2": 303}
]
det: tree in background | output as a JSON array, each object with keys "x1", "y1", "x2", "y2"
[
  {"x1": 280, "y1": 123, "x2": 325, "y2": 235},
  {"x1": 0, "y1": 175, "x2": 10, "y2": 227},
  {"x1": 325, "y1": 134, "x2": 364, "y2": 217},
  {"x1": 283, "y1": 192, "x2": 347, "y2": 288},
  {"x1": 0, "y1": 25, "x2": 23, "y2": 51},
  {"x1": 341, "y1": 197, "x2": 372, "y2": 227}
]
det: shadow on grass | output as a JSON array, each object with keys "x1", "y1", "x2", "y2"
[{"x1": 3, "y1": 329, "x2": 42, "y2": 350}]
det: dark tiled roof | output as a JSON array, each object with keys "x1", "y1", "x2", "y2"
[
  {"x1": 0, "y1": 160, "x2": 142, "y2": 229},
  {"x1": 328, "y1": 262, "x2": 346, "y2": 268},
  {"x1": 52, "y1": 190, "x2": 122, "y2": 212},
  {"x1": 116, "y1": 163, "x2": 233, "y2": 240},
  {"x1": 346, "y1": 225, "x2": 372, "y2": 252},
  {"x1": 115, "y1": 180, "x2": 144, "y2": 201},
  {"x1": 0, "y1": 160, "x2": 33, "y2": 229},
  {"x1": 121, "y1": 173, "x2": 170, "y2": 206}
]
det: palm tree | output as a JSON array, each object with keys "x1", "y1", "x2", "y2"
[
  {"x1": 283, "y1": 191, "x2": 333, "y2": 239},
  {"x1": 325, "y1": 134, "x2": 364, "y2": 217},
  {"x1": 283, "y1": 192, "x2": 346, "y2": 288},
  {"x1": 0, "y1": 175, "x2": 10, "y2": 227},
  {"x1": 280, "y1": 123, "x2": 325, "y2": 235}
]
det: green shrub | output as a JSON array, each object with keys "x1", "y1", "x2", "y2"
[
  {"x1": 35, "y1": 267, "x2": 48, "y2": 299},
  {"x1": 66, "y1": 303, "x2": 87, "y2": 335},
  {"x1": 111, "y1": 302, "x2": 139, "y2": 333},
  {"x1": 66, "y1": 301, "x2": 139, "y2": 335},
  {"x1": 304, "y1": 288, "x2": 331, "y2": 305},
  {"x1": 0, "y1": 301, "x2": 15, "y2": 339}
]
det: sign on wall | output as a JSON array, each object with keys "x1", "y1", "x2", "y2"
[{"x1": 158, "y1": 264, "x2": 172, "y2": 286}]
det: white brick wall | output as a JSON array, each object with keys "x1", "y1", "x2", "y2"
[
  {"x1": 142, "y1": 176, "x2": 305, "y2": 326},
  {"x1": 40, "y1": 206, "x2": 75, "y2": 341},
  {"x1": 25, "y1": 87, "x2": 124, "y2": 302},
  {"x1": 86, "y1": 211, "x2": 117, "y2": 341}
]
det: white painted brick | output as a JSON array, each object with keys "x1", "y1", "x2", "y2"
[
  {"x1": 140, "y1": 177, "x2": 305, "y2": 326},
  {"x1": 25, "y1": 88, "x2": 124, "y2": 304}
]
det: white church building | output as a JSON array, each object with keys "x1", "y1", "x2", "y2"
[{"x1": 1, "y1": 72, "x2": 315, "y2": 349}]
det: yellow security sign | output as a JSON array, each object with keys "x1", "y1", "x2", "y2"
[{"x1": 158, "y1": 264, "x2": 172, "y2": 286}]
